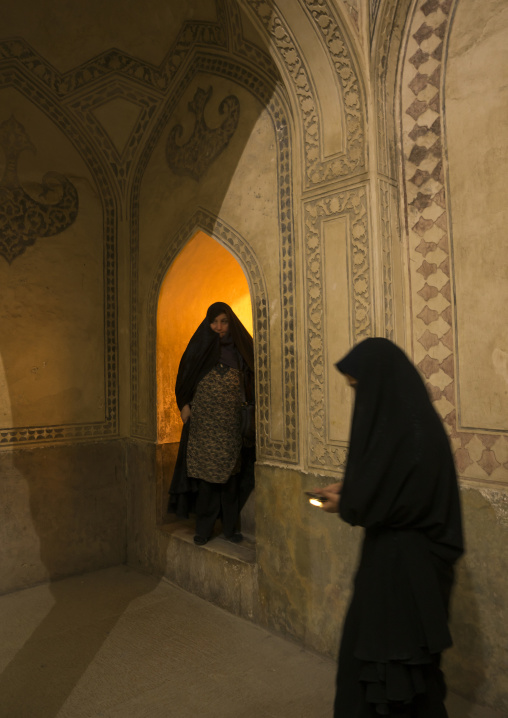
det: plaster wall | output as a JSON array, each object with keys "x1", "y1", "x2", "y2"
[
  {"x1": 445, "y1": 0, "x2": 508, "y2": 432},
  {"x1": 0, "y1": 442, "x2": 126, "y2": 595},
  {"x1": 254, "y1": 464, "x2": 508, "y2": 712},
  {"x1": 0, "y1": 0, "x2": 507, "y2": 713},
  {"x1": 0, "y1": 93, "x2": 105, "y2": 430},
  {"x1": 398, "y1": 0, "x2": 508, "y2": 486}
]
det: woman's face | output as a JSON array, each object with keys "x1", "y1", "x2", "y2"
[{"x1": 210, "y1": 312, "x2": 229, "y2": 337}]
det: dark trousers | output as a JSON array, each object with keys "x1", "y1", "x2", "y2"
[{"x1": 195, "y1": 474, "x2": 240, "y2": 539}]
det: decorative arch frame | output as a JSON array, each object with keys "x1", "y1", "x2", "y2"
[
  {"x1": 129, "y1": 26, "x2": 299, "y2": 463},
  {"x1": 143, "y1": 208, "x2": 301, "y2": 462},
  {"x1": 242, "y1": 0, "x2": 367, "y2": 188}
]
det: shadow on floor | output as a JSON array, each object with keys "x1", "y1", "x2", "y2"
[
  {"x1": 0, "y1": 566, "x2": 505, "y2": 718},
  {"x1": 0, "y1": 567, "x2": 160, "y2": 718}
]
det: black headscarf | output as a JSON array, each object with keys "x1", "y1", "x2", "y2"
[
  {"x1": 336, "y1": 337, "x2": 463, "y2": 559},
  {"x1": 175, "y1": 302, "x2": 254, "y2": 410}
]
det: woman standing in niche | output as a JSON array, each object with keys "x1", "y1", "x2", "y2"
[
  {"x1": 313, "y1": 338, "x2": 463, "y2": 718},
  {"x1": 168, "y1": 302, "x2": 255, "y2": 545}
]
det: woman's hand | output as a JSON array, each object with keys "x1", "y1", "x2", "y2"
[
  {"x1": 181, "y1": 404, "x2": 191, "y2": 423},
  {"x1": 311, "y1": 481, "x2": 343, "y2": 513}
]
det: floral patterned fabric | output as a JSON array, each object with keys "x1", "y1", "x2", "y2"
[{"x1": 186, "y1": 364, "x2": 242, "y2": 483}]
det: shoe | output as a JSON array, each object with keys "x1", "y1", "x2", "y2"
[
  {"x1": 193, "y1": 535, "x2": 208, "y2": 545},
  {"x1": 225, "y1": 533, "x2": 243, "y2": 543}
]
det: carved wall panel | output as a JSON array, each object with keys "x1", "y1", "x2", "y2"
[
  {"x1": 305, "y1": 184, "x2": 373, "y2": 470},
  {"x1": 166, "y1": 86, "x2": 240, "y2": 181},
  {"x1": 1, "y1": 4, "x2": 277, "y2": 208},
  {"x1": 0, "y1": 0, "x2": 369, "y2": 468},
  {"x1": 129, "y1": 34, "x2": 298, "y2": 462},
  {"x1": 244, "y1": 0, "x2": 366, "y2": 187},
  {"x1": 399, "y1": 0, "x2": 508, "y2": 484},
  {"x1": 0, "y1": 1, "x2": 299, "y2": 456}
]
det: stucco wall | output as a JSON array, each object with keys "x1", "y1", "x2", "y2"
[
  {"x1": 0, "y1": 0, "x2": 507, "y2": 713},
  {"x1": 253, "y1": 464, "x2": 508, "y2": 712},
  {"x1": 0, "y1": 442, "x2": 127, "y2": 594}
]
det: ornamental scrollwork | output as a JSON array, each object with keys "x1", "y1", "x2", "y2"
[
  {"x1": 166, "y1": 87, "x2": 240, "y2": 181},
  {"x1": 305, "y1": 187, "x2": 372, "y2": 469},
  {"x1": 0, "y1": 116, "x2": 78, "y2": 264}
]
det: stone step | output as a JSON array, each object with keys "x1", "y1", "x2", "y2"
[{"x1": 160, "y1": 518, "x2": 259, "y2": 621}]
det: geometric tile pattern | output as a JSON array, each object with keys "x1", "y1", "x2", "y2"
[{"x1": 400, "y1": 0, "x2": 508, "y2": 484}]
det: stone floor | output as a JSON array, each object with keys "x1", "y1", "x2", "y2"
[{"x1": 0, "y1": 565, "x2": 505, "y2": 718}]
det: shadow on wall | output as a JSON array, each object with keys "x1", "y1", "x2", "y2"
[
  {"x1": 445, "y1": 563, "x2": 485, "y2": 705},
  {"x1": 0, "y1": 1, "x2": 278, "y2": 713},
  {"x1": 442, "y1": 487, "x2": 508, "y2": 712},
  {"x1": 131, "y1": 1, "x2": 281, "y2": 550},
  {"x1": 0, "y1": 442, "x2": 132, "y2": 716}
]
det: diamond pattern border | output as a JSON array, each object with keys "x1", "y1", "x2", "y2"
[{"x1": 400, "y1": 0, "x2": 508, "y2": 482}]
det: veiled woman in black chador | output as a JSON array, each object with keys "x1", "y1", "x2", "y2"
[
  {"x1": 314, "y1": 338, "x2": 463, "y2": 718},
  {"x1": 168, "y1": 302, "x2": 255, "y2": 545}
]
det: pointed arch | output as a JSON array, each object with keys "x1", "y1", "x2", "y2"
[{"x1": 140, "y1": 208, "x2": 297, "y2": 463}]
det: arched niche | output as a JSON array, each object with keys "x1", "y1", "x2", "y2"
[
  {"x1": 156, "y1": 230, "x2": 254, "y2": 530},
  {"x1": 157, "y1": 230, "x2": 253, "y2": 444}
]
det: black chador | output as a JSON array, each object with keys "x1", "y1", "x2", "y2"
[
  {"x1": 168, "y1": 302, "x2": 255, "y2": 536},
  {"x1": 334, "y1": 338, "x2": 463, "y2": 718}
]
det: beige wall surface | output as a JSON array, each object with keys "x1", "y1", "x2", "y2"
[
  {"x1": 0, "y1": 0, "x2": 507, "y2": 713},
  {"x1": 0, "y1": 92, "x2": 105, "y2": 430},
  {"x1": 399, "y1": 0, "x2": 508, "y2": 485},
  {"x1": 445, "y1": 0, "x2": 508, "y2": 433},
  {"x1": 0, "y1": 443, "x2": 127, "y2": 594}
]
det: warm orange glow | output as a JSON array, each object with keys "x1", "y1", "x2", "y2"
[{"x1": 157, "y1": 231, "x2": 253, "y2": 443}]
